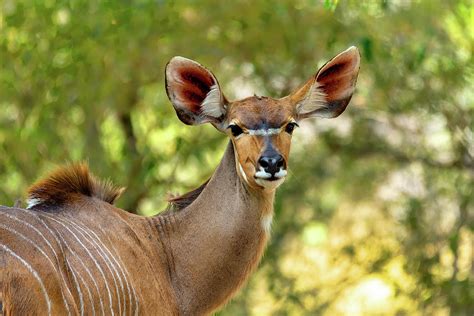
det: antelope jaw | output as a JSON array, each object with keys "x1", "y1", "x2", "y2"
[{"x1": 255, "y1": 177, "x2": 285, "y2": 190}]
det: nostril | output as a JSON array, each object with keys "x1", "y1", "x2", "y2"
[
  {"x1": 258, "y1": 157, "x2": 269, "y2": 169},
  {"x1": 276, "y1": 158, "x2": 284, "y2": 169}
]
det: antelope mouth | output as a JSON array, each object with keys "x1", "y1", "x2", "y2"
[
  {"x1": 254, "y1": 167, "x2": 287, "y2": 180},
  {"x1": 254, "y1": 168, "x2": 287, "y2": 189},
  {"x1": 257, "y1": 175, "x2": 285, "y2": 181}
]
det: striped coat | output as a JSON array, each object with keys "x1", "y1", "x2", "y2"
[{"x1": 0, "y1": 165, "x2": 178, "y2": 315}]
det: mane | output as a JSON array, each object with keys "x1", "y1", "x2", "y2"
[
  {"x1": 26, "y1": 163, "x2": 124, "y2": 210},
  {"x1": 166, "y1": 179, "x2": 209, "y2": 212}
]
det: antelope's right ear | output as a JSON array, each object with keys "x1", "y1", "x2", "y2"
[{"x1": 165, "y1": 57, "x2": 227, "y2": 129}]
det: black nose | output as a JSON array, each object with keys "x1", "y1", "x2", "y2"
[{"x1": 258, "y1": 154, "x2": 285, "y2": 176}]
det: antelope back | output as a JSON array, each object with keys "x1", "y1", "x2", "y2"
[{"x1": 0, "y1": 164, "x2": 178, "y2": 315}]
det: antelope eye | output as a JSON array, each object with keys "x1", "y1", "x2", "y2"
[
  {"x1": 229, "y1": 124, "x2": 244, "y2": 137},
  {"x1": 285, "y1": 122, "x2": 298, "y2": 134}
]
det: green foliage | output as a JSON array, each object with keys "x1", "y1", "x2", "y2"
[{"x1": 1, "y1": 0, "x2": 472, "y2": 314}]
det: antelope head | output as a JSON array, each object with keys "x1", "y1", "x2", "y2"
[{"x1": 165, "y1": 47, "x2": 360, "y2": 191}]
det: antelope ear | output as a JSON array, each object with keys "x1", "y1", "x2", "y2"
[
  {"x1": 165, "y1": 57, "x2": 227, "y2": 128},
  {"x1": 290, "y1": 46, "x2": 360, "y2": 119}
]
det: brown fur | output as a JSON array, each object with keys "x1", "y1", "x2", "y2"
[
  {"x1": 27, "y1": 163, "x2": 124, "y2": 210},
  {"x1": 228, "y1": 96, "x2": 293, "y2": 129},
  {"x1": 167, "y1": 179, "x2": 209, "y2": 211}
]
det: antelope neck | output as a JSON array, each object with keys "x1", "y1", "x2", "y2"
[{"x1": 152, "y1": 141, "x2": 275, "y2": 315}]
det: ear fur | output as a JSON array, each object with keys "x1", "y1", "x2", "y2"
[
  {"x1": 165, "y1": 57, "x2": 227, "y2": 127},
  {"x1": 291, "y1": 46, "x2": 360, "y2": 119}
]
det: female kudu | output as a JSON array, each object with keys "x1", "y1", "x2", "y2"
[{"x1": 0, "y1": 47, "x2": 360, "y2": 315}]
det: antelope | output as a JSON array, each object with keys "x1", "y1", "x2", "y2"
[{"x1": 0, "y1": 47, "x2": 360, "y2": 315}]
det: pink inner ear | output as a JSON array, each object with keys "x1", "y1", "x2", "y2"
[
  {"x1": 316, "y1": 55, "x2": 358, "y2": 103},
  {"x1": 173, "y1": 66, "x2": 215, "y2": 114}
]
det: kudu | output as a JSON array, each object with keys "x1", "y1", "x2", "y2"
[{"x1": 0, "y1": 47, "x2": 360, "y2": 315}]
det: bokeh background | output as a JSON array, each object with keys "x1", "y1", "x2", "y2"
[{"x1": 1, "y1": 0, "x2": 473, "y2": 315}]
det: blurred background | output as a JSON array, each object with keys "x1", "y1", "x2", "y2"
[{"x1": 0, "y1": 0, "x2": 472, "y2": 315}]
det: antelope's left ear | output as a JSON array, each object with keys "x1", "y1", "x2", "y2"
[
  {"x1": 165, "y1": 56, "x2": 227, "y2": 129},
  {"x1": 290, "y1": 46, "x2": 360, "y2": 119}
]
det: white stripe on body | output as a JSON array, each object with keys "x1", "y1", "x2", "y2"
[
  {"x1": 0, "y1": 223, "x2": 71, "y2": 314},
  {"x1": 28, "y1": 209, "x2": 99, "y2": 316},
  {"x1": 57, "y1": 216, "x2": 125, "y2": 315},
  {"x1": 48, "y1": 223, "x2": 103, "y2": 315},
  {"x1": 1, "y1": 211, "x2": 74, "y2": 315},
  {"x1": 66, "y1": 257, "x2": 85, "y2": 316},
  {"x1": 43, "y1": 215, "x2": 115, "y2": 316},
  {"x1": 8, "y1": 208, "x2": 138, "y2": 315},
  {"x1": 0, "y1": 243, "x2": 52, "y2": 315},
  {"x1": 64, "y1": 217, "x2": 135, "y2": 315},
  {"x1": 98, "y1": 227, "x2": 140, "y2": 316},
  {"x1": 69, "y1": 258, "x2": 96, "y2": 316}
]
